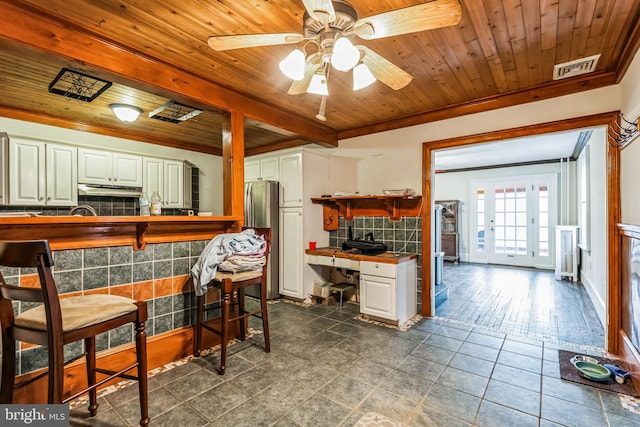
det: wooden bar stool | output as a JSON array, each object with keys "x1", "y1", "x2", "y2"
[
  {"x1": 0, "y1": 240, "x2": 149, "y2": 426},
  {"x1": 193, "y1": 227, "x2": 271, "y2": 375}
]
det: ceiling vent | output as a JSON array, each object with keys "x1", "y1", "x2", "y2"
[
  {"x1": 553, "y1": 54, "x2": 601, "y2": 80},
  {"x1": 148, "y1": 100, "x2": 203, "y2": 123},
  {"x1": 48, "y1": 68, "x2": 112, "y2": 102}
]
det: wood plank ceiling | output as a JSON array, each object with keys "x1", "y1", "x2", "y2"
[{"x1": 0, "y1": 0, "x2": 638, "y2": 155}]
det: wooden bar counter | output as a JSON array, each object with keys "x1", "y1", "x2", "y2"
[{"x1": 0, "y1": 215, "x2": 243, "y2": 250}]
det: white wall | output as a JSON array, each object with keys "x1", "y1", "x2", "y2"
[
  {"x1": 620, "y1": 48, "x2": 640, "y2": 225},
  {"x1": 335, "y1": 85, "x2": 619, "y2": 195},
  {"x1": 0, "y1": 117, "x2": 224, "y2": 214},
  {"x1": 579, "y1": 127, "x2": 608, "y2": 324}
]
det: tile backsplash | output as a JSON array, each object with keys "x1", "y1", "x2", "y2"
[{"x1": 329, "y1": 215, "x2": 423, "y2": 312}]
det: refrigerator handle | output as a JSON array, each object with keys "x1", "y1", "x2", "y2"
[{"x1": 245, "y1": 182, "x2": 253, "y2": 225}]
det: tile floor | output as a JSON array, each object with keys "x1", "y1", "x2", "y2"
[{"x1": 70, "y1": 300, "x2": 640, "y2": 427}]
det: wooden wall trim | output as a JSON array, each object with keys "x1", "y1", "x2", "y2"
[
  {"x1": 620, "y1": 332, "x2": 640, "y2": 396},
  {"x1": 421, "y1": 112, "x2": 621, "y2": 356},
  {"x1": 0, "y1": 2, "x2": 337, "y2": 148},
  {"x1": 607, "y1": 114, "x2": 623, "y2": 354},
  {"x1": 339, "y1": 74, "x2": 618, "y2": 140},
  {"x1": 222, "y1": 111, "x2": 245, "y2": 220}
]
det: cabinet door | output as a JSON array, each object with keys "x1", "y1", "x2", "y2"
[
  {"x1": 245, "y1": 159, "x2": 261, "y2": 182},
  {"x1": 279, "y1": 207, "x2": 304, "y2": 298},
  {"x1": 78, "y1": 148, "x2": 112, "y2": 184},
  {"x1": 9, "y1": 138, "x2": 45, "y2": 205},
  {"x1": 183, "y1": 162, "x2": 193, "y2": 209},
  {"x1": 163, "y1": 159, "x2": 184, "y2": 208},
  {"x1": 45, "y1": 144, "x2": 77, "y2": 206},
  {"x1": 143, "y1": 157, "x2": 163, "y2": 198},
  {"x1": 113, "y1": 153, "x2": 143, "y2": 186},
  {"x1": 260, "y1": 157, "x2": 279, "y2": 181},
  {"x1": 0, "y1": 135, "x2": 8, "y2": 205},
  {"x1": 360, "y1": 274, "x2": 396, "y2": 320},
  {"x1": 279, "y1": 152, "x2": 302, "y2": 207}
]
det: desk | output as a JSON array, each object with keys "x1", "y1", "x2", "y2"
[{"x1": 305, "y1": 247, "x2": 417, "y2": 325}]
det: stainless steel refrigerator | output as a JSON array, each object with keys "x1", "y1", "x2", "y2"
[{"x1": 244, "y1": 180, "x2": 280, "y2": 299}]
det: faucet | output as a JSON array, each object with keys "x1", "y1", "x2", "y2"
[{"x1": 68, "y1": 205, "x2": 98, "y2": 216}]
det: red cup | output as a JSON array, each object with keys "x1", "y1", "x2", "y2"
[{"x1": 309, "y1": 241, "x2": 317, "y2": 250}]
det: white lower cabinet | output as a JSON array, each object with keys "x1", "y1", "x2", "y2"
[
  {"x1": 360, "y1": 259, "x2": 417, "y2": 325},
  {"x1": 279, "y1": 207, "x2": 304, "y2": 298},
  {"x1": 9, "y1": 137, "x2": 77, "y2": 206}
]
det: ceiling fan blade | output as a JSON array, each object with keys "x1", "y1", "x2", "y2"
[
  {"x1": 287, "y1": 54, "x2": 322, "y2": 95},
  {"x1": 207, "y1": 33, "x2": 304, "y2": 51},
  {"x1": 301, "y1": 0, "x2": 336, "y2": 24},
  {"x1": 354, "y1": 0, "x2": 462, "y2": 40},
  {"x1": 358, "y1": 46, "x2": 413, "y2": 90}
]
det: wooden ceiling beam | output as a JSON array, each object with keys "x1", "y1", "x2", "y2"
[{"x1": 0, "y1": 1, "x2": 338, "y2": 148}]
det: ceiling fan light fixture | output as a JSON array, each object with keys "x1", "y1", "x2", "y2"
[
  {"x1": 307, "y1": 72, "x2": 329, "y2": 96},
  {"x1": 331, "y1": 37, "x2": 360, "y2": 72},
  {"x1": 109, "y1": 103, "x2": 142, "y2": 122},
  {"x1": 279, "y1": 49, "x2": 306, "y2": 80},
  {"x1": 353, "y1": 63, "x2": 377, "y2": 90}
]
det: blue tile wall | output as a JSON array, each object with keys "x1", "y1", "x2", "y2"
[
  {"x1": 329, "y1": 215, "x2": 423, "y2": 312},
  {"x1": 0, "y1": 239, "x2": 211, "y2": 376}
]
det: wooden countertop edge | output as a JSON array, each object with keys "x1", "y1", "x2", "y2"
[
  {"x1": 0, "y1": 215, "x2": 241, "y2": 224},
  {"x1": 0, "y1": 215, "x2": 244, "y2": 250},
  {"x1": 305, "y1": 247, "x2": 418, "y2": 263}
]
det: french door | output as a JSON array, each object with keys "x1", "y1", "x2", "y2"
[{"x1": 470, "y1": 174, "x2": 556, "y2": 269}]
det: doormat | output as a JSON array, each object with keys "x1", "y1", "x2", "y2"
[{"x1": 558, "y1": 350, "x2": 638, "y2": 397}]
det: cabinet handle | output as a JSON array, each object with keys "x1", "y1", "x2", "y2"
[
  {"x1": 375, "y1": 264, "x2": 379, "y2": 268},
  {"x1": 38, "y1": 196, "x2": 44, "y2": 201},
  {"x1": 108, "y1": 177, "x2": 113, "y2": 181},
  {"x1": 47, "y1": 196, "x2": 52, "y2": 201},
  {"x1": 114, "y1": 177, "x2": 118, "y2": 181}
]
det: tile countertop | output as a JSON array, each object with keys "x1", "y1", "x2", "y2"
[{"x1": 305, "y1": 247, "x2": 418, "y2": 264}]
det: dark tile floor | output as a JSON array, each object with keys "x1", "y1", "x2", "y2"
[
  {"x1": 70, "y1": 300, "x2": 640, "y2": 427},
  {"x1": 436, "y1": 262, "x2": 605, "y2": 348}
]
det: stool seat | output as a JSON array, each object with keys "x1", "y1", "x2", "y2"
[{"x1": 15, "y1": 294, "x2": 138, "y2": 332}]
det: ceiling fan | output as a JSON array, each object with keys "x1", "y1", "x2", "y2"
[{"x1": 207, "y1": 0, "x2": 462, "y2": 119}]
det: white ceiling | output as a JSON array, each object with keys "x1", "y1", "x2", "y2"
[{"x1": 434, "y1": 130, "x2": 584, "y2": 171}]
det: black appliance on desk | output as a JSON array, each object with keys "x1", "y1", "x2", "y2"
[{"x1": 342, "y1": 226, "x2": 387, "y2": 254}]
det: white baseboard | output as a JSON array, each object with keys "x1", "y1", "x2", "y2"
[{"x1": 580, "y1": 270, "x2": 606, "y2": 327}]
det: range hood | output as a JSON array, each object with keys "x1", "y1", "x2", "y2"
[{"x1": 78, "y1": 184, "x2": 142, "y2": 198}]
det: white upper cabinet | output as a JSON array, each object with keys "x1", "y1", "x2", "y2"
[
  {"x1": 163, "y1": 159, "x2": 185, "y2": 208},
  {"x1": 279, "y1": 152, "x2": 303, "y2": 207},
  {"x1": 143, "y1": 157, "x2": 192, "y2": 209},
  {"x1": 78, "y1": 148, "x2": 142, "y2": 187},
  {"x1": 9, "y1": 137, "x2": 77, "y2": 206},
  {"x1": 245, "y1": 156, "x2": 279, "y2": 182},
  {"x1": 0, "y1": 134, "x2": 8, "y2": 205}
]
